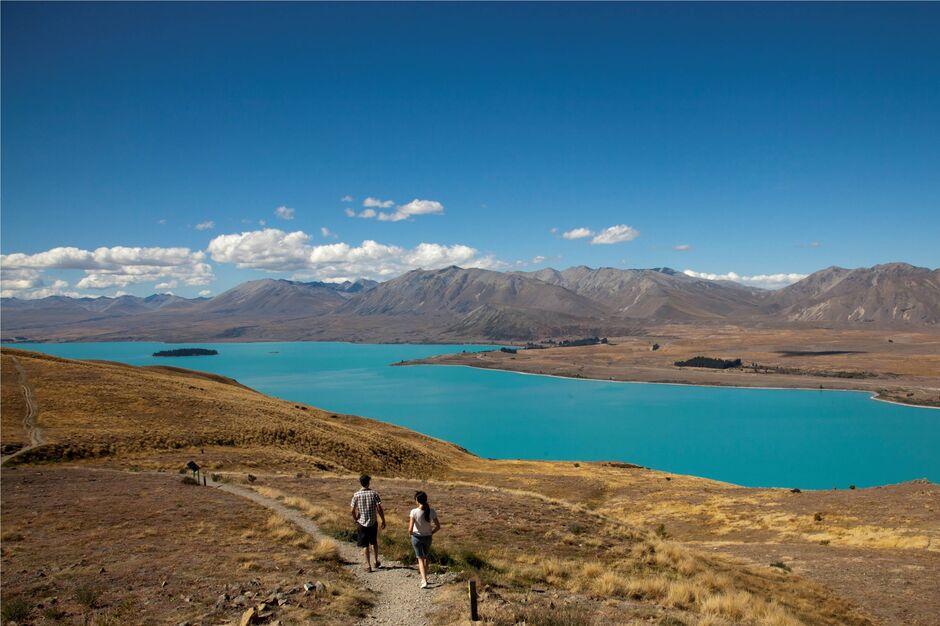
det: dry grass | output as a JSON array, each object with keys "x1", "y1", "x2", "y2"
[
  {"x1": 0, "y1": 348, "x2": 472, "y2": 476},
  {"x1": 0, "y1": 353, "x2": 30, "y2": 452},
  {"x1": 0, "y1": 467, "x2": 359, "y2": 625}
]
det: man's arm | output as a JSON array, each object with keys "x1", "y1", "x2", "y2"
[
  {"x1": 350, "y1": 497, "x2": 359, "y2": 523},
  {"x1": 377, "y1": 502, "x2": 386, "y2": 529}
]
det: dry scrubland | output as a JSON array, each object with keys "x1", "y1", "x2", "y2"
[
  {"x1": 1, "y1": 347, "x2": 938, "y2": 625},
  {"x1": 405, "y1": 325, "x2": 940, "y2": 407},
  {"x1": 1, "y1": 467, "x2": 366, "y2": 625}
]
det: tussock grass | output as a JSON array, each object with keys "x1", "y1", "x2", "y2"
[
  {"x1": 264, "y1": 513, "x2": 312, "y2": 549},
  {"x1": 255, "y1": 506, "x2": 343, "y2": 562},
  {"x1": 496, "y1": 535, "x2": 816, "y2": 626}
]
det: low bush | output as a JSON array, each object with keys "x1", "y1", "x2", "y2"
[
  {"x1": 1, "y1": 596, "x2": 31, "y2": 622},
  {"x1": 73, "y1": 584, "x2": 100, "y2": 609}
]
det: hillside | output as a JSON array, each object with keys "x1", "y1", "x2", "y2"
[
  {"x1": 2, "y1": 348, "x2": 938, "y2": 625},
  {"x1": 1, "y1": 262, "x2": 937, "y2": 343},
  {"x1": 764, "y1": 263, "x2": 940, "y2": 325},
  {"x1": 518, "y1": 266, "x2": 763, "y2": 320},
  {"x1": 339, "y1": 266, "x2": 609, "y2": 318}
]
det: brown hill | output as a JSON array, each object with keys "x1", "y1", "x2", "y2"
[
  {"x1": 519, "y1": 266, "x2": 763, "y2": 321},
  {"x1": 764, "y1": 263, "x2": 940, "y2": 325},
  {"x1": 339, "y1": 266, "x2": 607, "y2": 318},
  {"x1": 0, "y1": 348, "x2": 468, "y2": 476}
]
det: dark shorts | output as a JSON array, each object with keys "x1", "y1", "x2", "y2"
[
  {"x1": 357, "y1": 523, "x2": 378, "y2": 547},
  {"x1": 411, "y1": 534, "x2": 432, "y2": 558}
]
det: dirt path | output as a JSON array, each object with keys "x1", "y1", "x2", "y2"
[
  {"x1": 1, "y1": 356, "x2": 45, "y2": 465},
  {"x1": 209, "y1": 478, "x2": 444, "y2": 625}
]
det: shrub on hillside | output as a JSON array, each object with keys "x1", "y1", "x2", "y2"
[{"x1": 674, "y1": 356, "x2": 742, "y2": 369}]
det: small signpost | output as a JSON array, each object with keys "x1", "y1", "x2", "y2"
[{"x1": 186, "y1": 460, "x2": 202, "y2": 485}]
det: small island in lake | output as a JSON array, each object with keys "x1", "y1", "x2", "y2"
[{"x1": 152, "y1": 348, "x2": 218, "y2": 357}]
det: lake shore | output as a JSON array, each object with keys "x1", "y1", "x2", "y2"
[{"x1": 398, "y1": 325, "x2": 940, "y2": 408}]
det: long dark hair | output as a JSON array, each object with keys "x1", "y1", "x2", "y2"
[{"x1": 415, "y1": 491, "x2": 430, "y2": 522}]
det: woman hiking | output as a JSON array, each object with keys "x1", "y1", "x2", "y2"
[{"x1": 408, "y1": 490, "x2": 441, "y2": 589}]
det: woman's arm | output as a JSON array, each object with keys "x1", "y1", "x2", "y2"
[
  {"x1": 407, "y1": 512, "x2": 414, "y2": 535},
  {"x1": 431, "y1": 515, "x2": 441, "y2": 534}
]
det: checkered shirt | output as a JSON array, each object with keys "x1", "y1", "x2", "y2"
[{"x1": 351, "y1": 488, "x2": 381, "y2": 527}]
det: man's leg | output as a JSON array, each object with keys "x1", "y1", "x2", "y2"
[
  {"x1": 371, "y1": 540, "x2": 381, "y2": 568},
  {"x1": 362, "y1": 546, "x2": 372, "y2": 571}
]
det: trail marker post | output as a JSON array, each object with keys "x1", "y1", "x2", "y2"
[
  {"x1": 186, "y1": 460, "x2": 201, "y2": 485},
  {"x1": 468, "y1": 579, "x2": 479, "y2": 621}
]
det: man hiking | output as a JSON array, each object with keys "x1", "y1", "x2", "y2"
[{"x1": 350, "y1": 474, "x2": 386, "y2": 572}]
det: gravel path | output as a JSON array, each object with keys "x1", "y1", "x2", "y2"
[
  {"x1": 210, "y1": 479, "x2": 444, "y2": 625},
  {"x1": 1, "y1": 356, "x2": 45, "y2": 465}
]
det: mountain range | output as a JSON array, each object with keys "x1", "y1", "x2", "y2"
[{"x1": 1, "y1": 263, "x2": 937, "y2": 342}]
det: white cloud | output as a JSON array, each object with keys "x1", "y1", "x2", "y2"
[
  {"x1": 320, "y1": 227, "x2": 337, "y2": 238},
  {"x1": 158, "y1": 219, "x2": 167, "y2": 225},
  {"x1": 1, "y1": 245, "x2": 214, "y2": 290},
  {"x1": 363, "y1": 197, "x2": 395, "y2": 209},
  {"x1": 591, "y1": 224, "x2": 639, "y2": 245},
  {"x1": 198, "y1": 289, "x2": 212, "y2": 297},
  {"x1": 352, "y1": 198, "x2": 445, "y2": 222},
  {"x1": 562, "y1": 227, "x2": 593, "y2": 240},
  {"x1": 344, "y1": 208, "x2": 356, "y2": 217},
  {"x1": 0, "y1": 270, "x2": 80, "y2": 299},
  {"x1": 155, "y1": 280, "x2": 178, "y2": 290},
  {"x1": 377, "y1": 199, "x2": 444, "y2": 222},
  {"x1": 274, "y1": 206, "x2": 295, "y2": 220},
  {"x1": 683, "y1": 269, "x2": 808, "y2": 289},
  {"x1": 207, "y1": 228, "x2": 502, "y2": 281},
  {"x1": 673, "y1": 244, "x2": 691, "y2": 251},
  {"x1": 259, "y1": 219, "x2": 267, "y2": 226},
  {"x1": 114, "y1": 291, "x2": 129, "y2": 297},
  {"x1": 341, "y1": 195, "x2": 354, "y2": 203},
  {"x1": 194, "y1": 221, "x2": 215, "y2": 231},
  {"x1": 550, "y1": 227, "x2": 558, "y2": 234}
]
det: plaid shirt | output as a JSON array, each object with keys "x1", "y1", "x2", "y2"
[{"x1": 351, "y1": 488, "x2": 381, "y2": 527}]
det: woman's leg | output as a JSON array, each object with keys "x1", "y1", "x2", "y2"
[{"x1": 417, "y1": 555, "x2": 427, "y2": 582}]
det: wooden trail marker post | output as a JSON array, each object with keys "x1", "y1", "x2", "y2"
[{"x1": 468, "y1": 580, "x2": 479, "y2": 621}]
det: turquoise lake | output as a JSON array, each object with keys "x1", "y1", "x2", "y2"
[{"x1": 15, "y1": 341, "x2": 939, "y2": 489}]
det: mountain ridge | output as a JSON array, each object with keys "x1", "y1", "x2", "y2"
[{"x1": 1, "y1": 262, "x2": 936, "y2": 342}]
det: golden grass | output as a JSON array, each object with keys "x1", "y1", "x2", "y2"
[
  {"x1": 605, "y1": 495, "x2": 935, "y2": 552},
  {"x1": 1, "y1": 348, "x2": 471, "y2": 476},
  {"x1": 264, "y1": 513, "x2": 312, "y2": 548},
  {"x1": 491, "y1": 535, "x2": 832, "y2": 625}
]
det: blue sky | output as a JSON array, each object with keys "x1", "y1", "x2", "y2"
[{"x1": 2, "y1": 2, "x2": 938, "y2": 298}]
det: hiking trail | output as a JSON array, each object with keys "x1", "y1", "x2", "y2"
[
  {"x1": 209, "y1": 478, "x2": 447, "y2": 625},
  {"x1": 1, "y1": 356, "x2": 45, "y2": 465}
]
